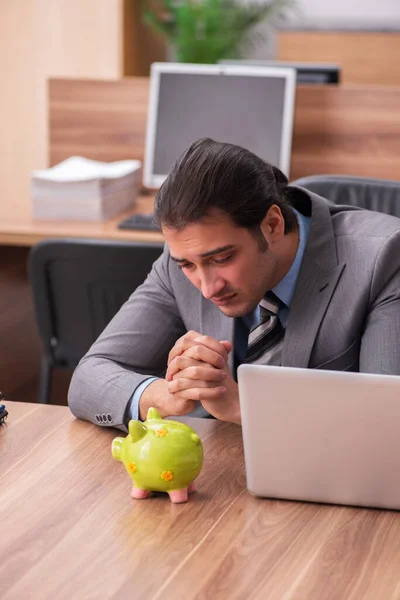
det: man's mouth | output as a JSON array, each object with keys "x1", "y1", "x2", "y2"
[{"x1": 212, "y1": 293, "x2": 237, "y2": 306}]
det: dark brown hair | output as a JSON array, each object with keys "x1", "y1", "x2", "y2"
[{"x1": 154, "y1": 138, "x2": 297, "y2": 235}]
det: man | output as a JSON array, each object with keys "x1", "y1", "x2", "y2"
[{"x1": 68, "y1": 138, "x2": 400, "y2": 430}]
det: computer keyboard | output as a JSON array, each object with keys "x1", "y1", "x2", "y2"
[{"x1": 118, "y1": 213, "x2": 161, "y2": 231}]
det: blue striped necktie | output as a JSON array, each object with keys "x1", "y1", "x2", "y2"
[{"x1": 244, "y1": 291, "x2": 284, "y2": 363}]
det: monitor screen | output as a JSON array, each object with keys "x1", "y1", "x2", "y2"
[
  {"x1": 220, "y1": 59, "x2": 341, "y2": 85},
  {"x1": 144, "y1": 63, "x2": 296, "y2": 188}
]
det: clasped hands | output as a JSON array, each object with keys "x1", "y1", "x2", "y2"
[
  {"x1": 167, "y1": 331, "x2": 241, "y2": 424},
  {"x1": 140, "y1": 330, "x2": 241, "y2": 424}
]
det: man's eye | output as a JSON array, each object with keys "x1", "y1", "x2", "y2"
[
  {"x1": 178, "y1": 263, "x2": 194, "y2": 270},
  {"x1": 213, "y1": 255, "x2": 233, "y2": 265}
]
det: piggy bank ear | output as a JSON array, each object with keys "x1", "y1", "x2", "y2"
[
  {"x1": 128, "y1": 420, "x2": 147, "y2": 442},
  {"x1": 111, "y1": 437, "x2": 124, "y2": 461},
  {"x1": 191, "y1": 433, "x2": 201, "y2": 446},
  {"x1": 146, "y1": 407, "x2": 162, "y2": 421}
]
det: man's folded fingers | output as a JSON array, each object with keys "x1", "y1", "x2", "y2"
[
  {"x1": 167, "y1": 330, "x2": 202, "y2": 365},
  {"x1": 166, "y1": 356, "x2": 204, "y2": 381},
  {"x1": 168, "y1": 385, "x2": 227, "y2": 401},
  {"x1": 182, "y1": 345, "x2": 225, "y2": 368},
  {"x1": 173, "y1": 365, "x2": 225, "y2": 381},
  {"x1": 167, "y1": 331, "x2": 228, "y2": 366},
  {"x1": 167, "y1": 375, "x2": 225, "y2": 394}
]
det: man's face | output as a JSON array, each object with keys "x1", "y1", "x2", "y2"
[{"x1": 163, "y1": 208, "x2": 288, "y2": 318}]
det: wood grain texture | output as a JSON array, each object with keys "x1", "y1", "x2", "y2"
[
  {"x1": 2, "y1": 76, "x2": 400, "y2": 247},
  {"x1": 49, "y1": 77, "x2": 150, "y2": 167},
  {"x1": 0, "y1": 193, "x2": 163, "y2": 247},
  {"x1": 49, "y1": 77, "x2": 400, "y2": 183},
  {"x1": 1, "y1": 402, "x2": 400, "y2": 599},
  {"x1": 123, "y1": 0, "x2": 166, "y2": 76},
  {"x1": 277, "y1": 31, "x2": 400, "y2": 86},
  {"x1": 0, "y1": 1, "x2": 124, "y2": 222},
  {"x1": 291, "y1": 85, "x2": 400, "y2": 181}
]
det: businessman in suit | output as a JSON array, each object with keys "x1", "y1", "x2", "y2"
[{"x1": 68, "y1": 138, "x2": 400, "y2": 429}]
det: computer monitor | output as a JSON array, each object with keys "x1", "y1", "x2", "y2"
[
  {"x1": 219, "y1": 60, "x2": 341, "y2": 85},
  {"x1": 143, "y1": 62, "x2": 296, "y2": 188}
]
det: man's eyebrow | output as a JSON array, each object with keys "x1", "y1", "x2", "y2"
[
  {"x1": 199, "y1": 245, "x2": 235, "y2": 258},
  {"x1": 170, "y1": 245, "x2": 235, "y2": 262}
]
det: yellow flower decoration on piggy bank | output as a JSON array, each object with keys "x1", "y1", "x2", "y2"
[
  {"x1": 112, "y1": 408, "x2": 203, "y2": 504},
  {"x1": 155, "y1": 428, "x2": 168, "y2": 437}
]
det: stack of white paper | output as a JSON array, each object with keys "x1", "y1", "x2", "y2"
[{"x1": 31, "y1": 156, "x2": 142, "y2": 221}]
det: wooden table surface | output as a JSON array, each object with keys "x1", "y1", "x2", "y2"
[
  {"x1": 1, "y1": 402, "x2": 400, "y2": 600},
  {"x1": 0, "y1": 193, "x2": 164, "y2": 247}
]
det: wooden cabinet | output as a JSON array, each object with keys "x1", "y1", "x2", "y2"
[
  {"x1": 277, "y1": 31, "x2": 400, "y2": 85},
  {"x1": 0, "y1": 0, "x2": 165, "y2": 221},
  {"x1": 0, "y1": 1, "x2": 123, "y2": 220},
  {"x1": 124, "y1": 0, "x2": 166, "y2": 76}
]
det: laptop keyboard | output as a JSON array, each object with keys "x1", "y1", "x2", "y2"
[{"x1": 118, "y1": 213, "x2": 161, "y2": 231}]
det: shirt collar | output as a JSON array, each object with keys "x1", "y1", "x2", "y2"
[{"x1": 271, "y1": 208, "x2": 311, "y2": 308}]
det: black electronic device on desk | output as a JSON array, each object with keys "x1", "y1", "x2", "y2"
[
  {"x1": 219, "y1": 59, "x2": 341, "y2": 84},
  {"x1": 0, "y1": 391, "x2": 7, "y2": 425},
  {"x1": 118, "y1": 213, "x2": 161, "y2": 232}
]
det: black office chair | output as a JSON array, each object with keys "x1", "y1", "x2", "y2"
[
  {"x1": 28, "y1": 238, "x2": 164, "y2": 404},
  {"x1": 291, "y1": 174, "x2": 400, "y2": 217}
]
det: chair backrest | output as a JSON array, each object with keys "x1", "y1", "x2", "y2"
[
  {"x1": 29, "y1": 238, "x2": 164, "y2": 367},
  {"x1": 291, "y1": 175, "x2": 400, "y2": 217}
]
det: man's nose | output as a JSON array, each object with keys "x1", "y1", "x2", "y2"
[{"x1": 200, "y1": 272, "x2": 225, "y2": 299}]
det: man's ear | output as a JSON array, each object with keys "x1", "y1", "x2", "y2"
[{"x1": 260, "y1": 205, "x2": 285, "y2": 241}]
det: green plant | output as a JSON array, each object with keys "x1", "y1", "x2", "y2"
[{"x1": 142, "y1": 0, "x2": 297, "y2": 64}]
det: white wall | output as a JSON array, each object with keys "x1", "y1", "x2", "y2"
[
  {"x1": 244, "y1": 0, "x2": 400, "y2": 60},
  {"x1": 287, "y1": 0, "x2": 400, "y2": 29}
]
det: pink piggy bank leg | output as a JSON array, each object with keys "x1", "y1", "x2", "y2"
[
  {"x1": 188, "y1": 482, "x2": 196, "y2": 494},
  {"x1": 131, "y1": 486, "x2": 150, "y2": 500},
  {"x1": 168, "y1": 489, "x2": 189, "y2": 503}
]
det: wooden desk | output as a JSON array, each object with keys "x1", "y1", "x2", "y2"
[
  {"x1": 0, "y1": 192, "x2": 163, "y2": 247},
  {"x1": 2, "y1": 402, "x2": 400, "y2": 599}
]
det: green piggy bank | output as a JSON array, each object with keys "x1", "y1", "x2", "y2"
[{"x1": 112, "y1": 407, "x2": 203, "y2": 503}]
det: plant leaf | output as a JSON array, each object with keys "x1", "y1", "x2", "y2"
[{"x1": 141, "y1": 0, "x2": 297, "y2": 63}]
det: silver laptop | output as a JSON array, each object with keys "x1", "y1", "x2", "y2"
[{"x1": 237, "y1": 364, "x2": 400, "y2": 510}]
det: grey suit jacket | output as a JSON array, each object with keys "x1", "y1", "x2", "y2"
[{"x1": 68, "y1": 188, "x2": 400, "y2": 428}]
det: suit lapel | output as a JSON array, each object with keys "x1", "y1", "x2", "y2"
[
  {"x1": 282, "y1": 259, "x2": 345, "y2": 367},
  {"x1": 282, "y1": 189, "x2": 346, "y2": 368}
]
